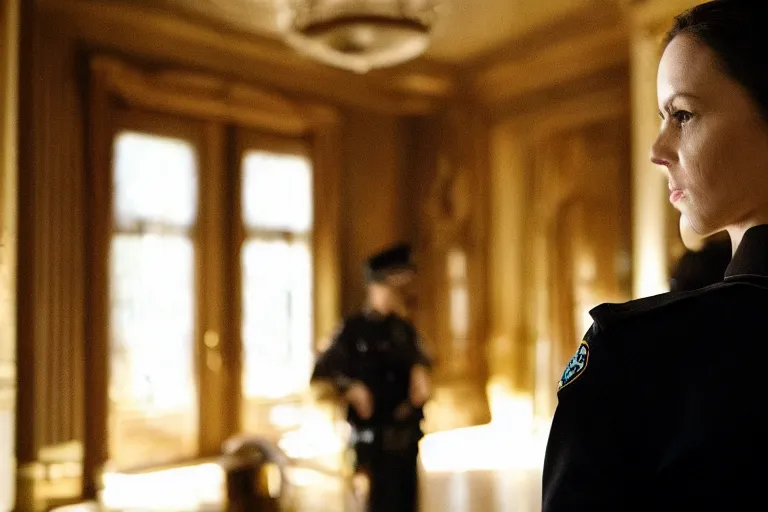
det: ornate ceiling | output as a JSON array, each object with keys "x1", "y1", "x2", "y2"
[{"x1": 118, "y1": 0, "x2": 603, "y2": 63}]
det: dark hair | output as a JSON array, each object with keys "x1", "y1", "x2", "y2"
[{"x1": 665, "y1": 0, "x2": 768, "y2": 120}]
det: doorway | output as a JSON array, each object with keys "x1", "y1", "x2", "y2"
[{"x1": 85, "y1": 57, "x2": 341, "y2": 492}]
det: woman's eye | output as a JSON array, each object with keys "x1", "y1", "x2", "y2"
[{"x1": 672, "y1": 110, "x2": 693, "y2": 125}]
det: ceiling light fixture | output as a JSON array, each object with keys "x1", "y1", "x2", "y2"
[{"x1": 278, "y1": 0, "x2": 444, "y2": 74}]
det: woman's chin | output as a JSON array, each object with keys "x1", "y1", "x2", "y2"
[{"x1": 679, "y1": 214, "x2": 709, "y2": 251}]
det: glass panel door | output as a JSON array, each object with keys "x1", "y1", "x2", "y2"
[
  {"x1": 237, "y1": 141, "x2": 315, "y2": 435},
  {"x1": 108, "y1": 122, "x2": 201, "y2": 470}
]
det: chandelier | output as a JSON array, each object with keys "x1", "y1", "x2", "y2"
[{"x1": 278, "y1": 0, "x2": 443, "y2": 74}]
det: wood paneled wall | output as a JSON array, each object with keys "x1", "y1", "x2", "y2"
[
  {"x1": 16, "y1": 10, "x2": 88, "y2": 507},
  {"x1": 339, "y1": 112, "x2": 410, "y2": 315}
]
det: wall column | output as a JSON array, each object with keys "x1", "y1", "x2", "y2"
[
  {"x1": 629, "y1": 25, "x2": 669, "y2": 299},
  {"x1": 1, "y1": 0, "x2": 20, "y2": 508},
  {"x1": 487, "y1": 121, "x2": 535, "y2": 429},
  {"x1": 629, "y1": 0, "x2": 702, "y2": 299}
]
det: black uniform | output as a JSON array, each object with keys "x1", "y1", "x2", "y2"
[
  {"x1": 312, "y1": 243, "x2": 431, "y2": 512},
  {"x1": 313, "y1": 310, "x2": 430, "y2": 511},
  {"x1": 543, "y1": 225, "x2": 768, "y2": 511}
]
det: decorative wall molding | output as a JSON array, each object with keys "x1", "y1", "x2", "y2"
[{"x1": 90, "y1": 55, "x2": 339, "y2": 136}]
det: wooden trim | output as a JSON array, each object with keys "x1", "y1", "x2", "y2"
[
  {"x1": 90, "y1": 56, "x2": 339, "y2": 137},
  {"x1": 310, "y1": 123, "x2": 342, "y2": 352},
  {"x1": 198, "y1": 121, "x2": 232, "y2": 455},
  {"x1": 237, "y1": 131, "x2": 310, "y2": 159},
  {"x1": 83, "y1": 60, "x2": 112, "y2": 499}
]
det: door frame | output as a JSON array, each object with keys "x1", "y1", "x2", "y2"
[{"x1": 84, "y1": 55, "x2": 342, "y2": 498}]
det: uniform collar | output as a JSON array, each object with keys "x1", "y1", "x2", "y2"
[
  {"x1": 363, "y1": 307, "x2": 392, "y2": 321},
  {"x1": 725, "y1": 224, "x2": 768, "y2": 279}
]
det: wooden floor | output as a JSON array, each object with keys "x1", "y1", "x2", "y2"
[
  {"x1": 287, "y1": 466, "x2": 542, "y2": 512},
  {"x1": 288, "y1": 425, "x2": 546, "y2": 511},
  {"x1": 80, "y1": 424, "x2": 548, "y2": 511},
  {"x1": 421, "y1": 469, "x2": 541, "y2": 512},
  {"x1": 57, "y1": 466, "x2": 542, "y2": 512}
]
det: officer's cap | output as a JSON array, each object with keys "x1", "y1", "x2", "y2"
[{"x1": 364, "y1": 243, "x2": 416, "y2": 285}]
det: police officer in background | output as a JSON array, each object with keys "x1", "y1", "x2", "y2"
[{"x1": 312, "y1": 243, "x2": 432, "y2": 512}]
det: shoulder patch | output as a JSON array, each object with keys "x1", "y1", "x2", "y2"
[{"x1": 558, "y1": 341, "x2": 590, "y2": 391}]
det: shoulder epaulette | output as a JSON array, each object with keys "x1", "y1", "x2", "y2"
[{"x1": 588, "y1": 282, "x2": 740, "y2": 331}]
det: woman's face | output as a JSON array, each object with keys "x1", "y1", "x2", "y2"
[{"x1": 652, "y1": 34, "x2": 768, "y2": 237}]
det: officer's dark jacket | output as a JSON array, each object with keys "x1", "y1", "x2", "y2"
[
  {"x1": 543, "y1": 224, "x2": 768, "y2": 511},
  {"x1": 311, "y1": 310, "x2": 432, "y2": 427}
]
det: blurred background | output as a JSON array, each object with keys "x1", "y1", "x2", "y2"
[{"x1": 0, "y1": 0, "x2": 705, "y2": 510}]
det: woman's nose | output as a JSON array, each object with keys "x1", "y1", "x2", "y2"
[{"x1": 650, "y1": 126, "x2": 675, "y2": 168}]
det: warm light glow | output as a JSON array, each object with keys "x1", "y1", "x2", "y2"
[
  {"x1": 420, "y1": 378, "x2": 549, "y2": 473},
  {"x1": 419, "y1": 423, "x2": 549, "y2": 472},
  {"x1": 50, "y1": 505, "x2": 100, "y2": 512},
  {"x1": 637, "y1": 242, "x2": 670, "y2": 297},
  {"x1": 277, "y1": 405, "x2": 348, "y2": 473},
  {"x1": 100, "y1": 463, "x2": 224, "y2": 510},
  {"x1": 486, "y1": 378, "x2": 534, "y2": 431}
]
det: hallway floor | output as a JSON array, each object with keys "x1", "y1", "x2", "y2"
[
  {"x1": 288, "y1": 466, "x2": 541, "y2": 512},
  {"x1": 81, "y1": 422, "x2": 548, "y2": 511},
  {"x1": 262, "y1": 422, "x2": 547, "y2": 512}
]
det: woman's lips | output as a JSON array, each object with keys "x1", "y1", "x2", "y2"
[{"x1": 670, "y1": 189, "x2": 684, "y2": 203}]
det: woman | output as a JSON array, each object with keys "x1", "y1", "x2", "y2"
[{"x1": 543, "y1": 1, "x2": 768, "y2": 510}]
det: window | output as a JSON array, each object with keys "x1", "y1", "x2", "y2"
[
  {"x1": 105, "y1": 123, "x2": 320, "y2": 469},
  {"x1": 88, "y1": 60, "x2": 341, "y2": 481},
  {"x1": 108, "y1": 132, "x2": 199, "y2": 470},
  {"x1": 240, "y1": 151, "x2": 314, "y2": 431}
]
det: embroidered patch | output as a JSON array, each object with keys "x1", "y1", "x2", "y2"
[{"x1": 558, "y1": 341, "x2": 590, "y2": 391}]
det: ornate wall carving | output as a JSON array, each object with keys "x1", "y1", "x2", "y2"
[
  {"x1": 410, "y1": 107, "x2": 492, "y2": 432},
  {"x1": 489, "y1": 79, "x2": 631, "y2": 423}
]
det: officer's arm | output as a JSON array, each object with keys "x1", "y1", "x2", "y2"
[
  {"x1": 407, "y1": 325, "x2": 433, "y2": 370},
  {"x1": 542, "y1": 335, "x2": 637, "y2": 511},
  {"x1": 311, "y1": 322, "x2": 356, "y2": 396}
]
